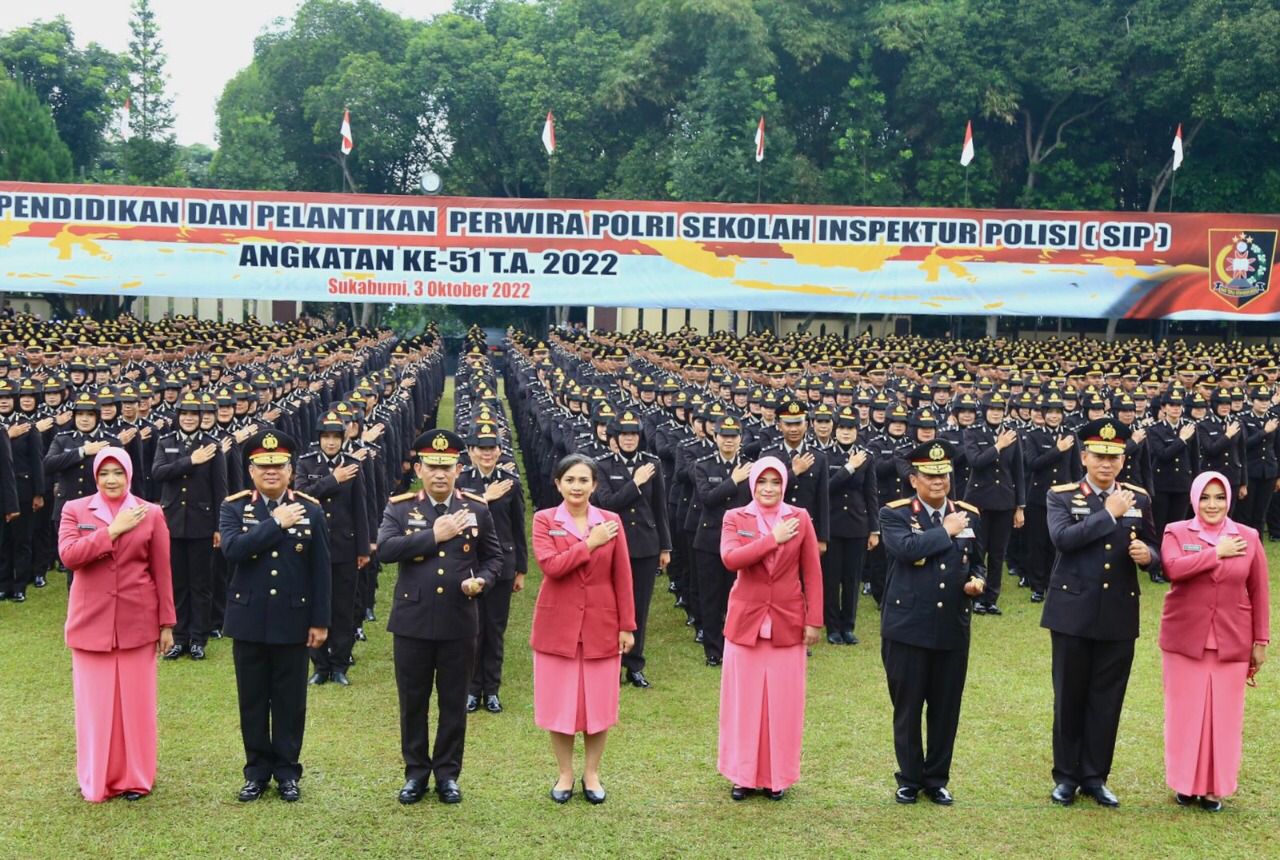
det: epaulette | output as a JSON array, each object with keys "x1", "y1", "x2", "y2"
[
  {"x1": 956, "y1": 500, "x2": 981, "y2": 515},
  {"x1": 294, "y1": 491, "x2": 320, "y2": 505},
  {"x1": 224, "y1": 489, "x2": 252, "y2": 502},
  {"x1": 1050, "y1": 482, "x2": 1079, "y2": 492},
  {"x1": 460, "y1": 490, "x2": 488, "y2": 505},
  {"x1": 390, "y1": 491, "x2": 418, "y2": 503},
  {"x1": 1122, "y1": 482, "x2": 1149, "y2": 496},
  {"x1": 695, "y1": 452, "x2": 717, "y2": 463},
  {"x1": 886, "y1": 498, "x2": 912, "y2": 508}
]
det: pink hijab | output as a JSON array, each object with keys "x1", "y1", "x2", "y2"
[
  {"x1": 1187, "y1": 470, "x2": 1238, "y2": 545},
  {"x1": 90, "y1": 446, "x2": 141, "y2": 523},
  {"x1": 743, "y1": 456, "x2": 796, "y2": 534}
]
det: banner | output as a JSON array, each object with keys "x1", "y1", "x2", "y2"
[{"x1": 0, "y1": 181, "x2": 1277, "y2": 319}]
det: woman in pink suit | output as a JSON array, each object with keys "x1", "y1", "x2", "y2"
[
  {"x1": 531, "y1": 454, "x2": 636, "y2": 805},
  {"x1": 58, "y1": 447, "x2": 175, "y2": 802},
  {"x1": 718, "y1": 457, "x2": 823, "y2": 800},
  {"x1": 1160, "y1": 470, "x2": 1269, "y2": 812}
]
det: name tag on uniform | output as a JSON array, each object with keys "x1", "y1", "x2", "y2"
[
  {"x1": 609, "y1": 474, "x2": 626, "y2": 480},
  {"x1": 1070, "y1": 506, "x2": 1091, "y2": 515},
  {"x1": 956, "y1": 528, "x2": 975, "y2": 539},
  {"x1": 708, "y1": 476, "x2": 723, "y2": 483},
  {"x1": 1123, "y1": 508, "x2": 1141, "y2": 518},
  {"x1": 737, "y1": 530, "x2": 756, "y2": 537},
  {"x1": 298, "y1": 518, "x2": 311, "y2": 525},
  {"x1": 407, "y1": 518, "x2": 427, "y2": 527},
  {"x1": 461, "y1": 512, "x2": 478, "y2": 529},
  {"x1": 1182, "y1": 543, "x2": 1202, "y2": 552},
  {"x1": 165, "y1": 447, "x2": 180, "y2": 453},
  {"x1": 78, "y1": 523, "x2": 96, "y2": 530},
  {"x1": 548, "y1": 529, "x2": 567, "y2": 536}
]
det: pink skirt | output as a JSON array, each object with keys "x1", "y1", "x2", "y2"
[
  {"x1": 71, "y1": 644, "x2": 158, "y2": 802},
  {"x1": 718, "y1": 637, "x2": 807, "y2": 792},
  {"x1": 533, "y1": 645, "x2": 622, "y2": 735},
  {"x1": 1162, "y1": 648, "x2": 1249, "y2": 797}
]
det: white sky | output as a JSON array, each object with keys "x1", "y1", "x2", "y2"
[{"x1": 0, "y1": 0, "x2": 455, "y2": 147}]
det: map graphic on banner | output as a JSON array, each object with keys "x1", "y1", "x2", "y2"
[{"x1": 0, "y1": 181, "x2": 1277, "y2": 319}]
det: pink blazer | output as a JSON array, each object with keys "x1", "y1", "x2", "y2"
[
  {"x1": 530, "y1": 506, "x2": 636, "y2": 659},
  {"x1": 720, "y1": 506, "x2": 823, "y2": 648},
  {"x1": 59, "y1": 496, "x2": 176, "y2": 653},
  {"x1": 1159, "y1": 519, "x2": 1270, "y2": 662}
]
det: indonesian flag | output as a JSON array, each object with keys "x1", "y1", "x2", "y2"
[
  {"x1": 754, "y1": 116, "x2": 765, "y2": 163},
  {"x1": 960, "y1": 120, "x2": 974, "y2": 166},
  {"x1": 340, "y1": 109, "x2": 353, "y2": 155},
  {"x1": 121, "y1": 96, "x2": 131, "y2": 142},
  {"x1": 1171, "y1": 123, "x2": 1184, "y2": 171},
  {"x1": 542, "y1": 111, "x2": 556, "y2": 155}
]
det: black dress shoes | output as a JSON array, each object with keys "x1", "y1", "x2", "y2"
[
  {"x1": 330, "y1": 671, "x2": 350, "y2": 686},
  {"x1": 767, "y1": 788, "x2": 785, "y2": 801},
  {"x1": 163, "y1": 644, "x2": 186, "y2": 660},
  {"x1": 364, "y1": 607, "x2": 376, "y2": 622},
  {"x1": 1030, "y1": 591, "x2": 1045, "y2": 603},
  {"x1": 694, "y1": 629, "x2": 705, "y2": 643},
  {"x1": 1175, "y1": 792, "x2": 1198, "y2": 806},
  {"x1": 465, "y1": 695, "x2": 479, "y2": 713},
  {"x1": 354, "y1": 627, "x2": 366, "y2": 642},
  {"x1": 895, "y1": 786, "x2": 919, "y2": 804},
  {"x1": 485, "y1": 694, "x2": 503, "y2": 713},
  {"x1": 983, "y1": 603, "x2": 1003, "y2": 616},
  {"x1": 34, "y1": 574, "x2": 46, "y2": 588},
  {"x1": 625, "y1": 669, "x2": 651, "y2": 688},
  {"x1": 826, "y1": 632, "x2": 842, "y2": 645},
  {"x1": 1051, "y1": 783, "x2": 1077, "y2": 805},
  {"x1": 189, "y1": 644, "x2": 205, "y2": 660},
  {"x1": 1199, "y1": 797, "x2": 1223, "y2": 812},
  {"x1": 210, "y1": 628, "x2": 223, "y2": 639},
  {"x1": 1150, "y1": 572, "x2": 1169, "y2": 584},
  {"x1": 581, "y1": 778, "x2": 606, "y2": 805},
  {"x1": 237, "y1": 779, "x2": 269, "y2": 802},
  {"x1": 730, "y1": 785, "x2": 753, "y2": 801},
  {"x1": 122, "y1": 791, "x2": 145, "y2": 801},
  {"x1": 550, "y1": 783, "x2": 573, "y2": 804},
  {"x1": 842, "y1": 631, "x2": 859, "y2": 645},
  {"x1": 674, "y1": 596, "x2": 687, "y2": 608},
  {"x1": 398, "y1": 779, "x2": 427, "y2": 805},
  {"x1": 436, "y1": 779, "x2": 462, "y2": 804},
  {"x1": 10, "y1": 591, "x2": 26, "y2": 603},
  {"x1": 972, "y1": 602, "x2": 988, "y2": 615},
  {"x1": 924, "y1": 787, "x2": 953, "y2": 805},
  {"x1": 308, "y1": 672, "x2": 329, "y2": 686},
  {"x1": 705, "y1": 656, "x2": 721, "y2": 667},
  {"x1": 277, "y1": 779, "x2": 300, "y2": 802},
  {"x1": 1081, "y1": 784, "x2": 1119, "y2": 807}
]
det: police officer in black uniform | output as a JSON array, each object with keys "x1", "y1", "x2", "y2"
[
  {"x1": 219, "y1": 429, "x2": 331, "y2": 803},
  {"x1": 1022, "y1": 393, "x2": 1079, "y2": 602},
  {"x1": 378, "y1": 429, "x2": 502, "y2": 806},
  {"x1": 879, "y1": 440, "x2": 986, "y2": 806},
  {"x1": 962, "y1": 392, "x2": 1025, "y2": 615},
  {"x1": 296, "y1": 409, "x2": 370, "y2": 686},
  {"x1": 823, "y1": 405, "x2": 879, "y2": 644},
  {"x1": 592, "y1": 409, "x2": 671, "y2": 687},
  {"x1": 153, "y1": 392, "x2": 228, "y2": 660},
  {"x1": 1042, "y1": 418, "x2": 1161, "y2": 808},
  {"x1": 0, "y1": 379, "x2": 43, "y2": 602},
  {"x1": 457, "y1": 421, "x2": 528, "y2": 713},
  {"x1": 45, "y1": 391, "x2": 121, "y2": 580}
]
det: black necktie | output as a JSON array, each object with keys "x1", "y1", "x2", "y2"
[
  {"x1": 434, "y1": 503, "x2": 448, "y2": 516},
  {"x1": 931, "y1": 511, "x2": 942, "y2": 528}
]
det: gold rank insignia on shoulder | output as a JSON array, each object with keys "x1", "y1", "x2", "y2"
[
  {"x1": 460, "y1": 490, "x2": 488, "y2": 505},
  {"x1": 225, "y1": 489, "x2": 252, "y2": 502},
  {"x1": 1051, "y1": 483, "x2": 1079, "y2": 492},
  {"x1": 886, "y1": 498, "x2": 913, "y2": 508},
  {"x1": 390, "y1": 491, "x2": 417, "y2": 503}
]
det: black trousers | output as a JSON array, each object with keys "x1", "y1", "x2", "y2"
[
  {"x1": 694, "y1": 548, "x2": 734, "y2": 661},
  {"x1": 1024, "y1": 503, "x2": 1054, "y2": 594},
  {"x1": 622, "y1": 554, "x2": 659, "y2": 673},
  {"x1": 358, "y1": 557, "x2": 380, "y2": 615},
  {"x1": 682, "y1": 529, "x2": 701, "y2": 625},
  {"x1": 171, "y1": 537, "x2": 214, "y2": 647},
  {"x1": 881, "y1": 638, "x2": 969, "y2": 790},
  {"x1": 1268, "y1": 483, "x2": 1280, "y2": 539},
  {"x1": 1050, "y1": 631, "x2": 1135, "y2": 789},
  {"x1": 32, "y1": 494, "x2": 54, "y2": 578},
  {"x1": 977, "y1": 508, "x2": 1015, "y2": 605},
  {"x1": 666, "y1": 507, "x2": 688, "y2": 598},
  {"x1": 1240, "y1": 477, "x2": 1277, "y2": 534},
  {"x1": 312, "y1": 561, "x2": 358, "y2": 673},
  {"x1": 865, "y1": 541, "x2": 887, "y2": 606},
  {"x1": 470, "y1": 575, "x2": 516, "y2": 696},
  {"x1": 1152, "y1": 490, "x2": 1189, "y2": 540},
  {"x1": 0, "y1": 481, "x2": 36, "y2": 594},
  {"x1": 210, "y1": 551, "x2": 228, "y2": 631},
  {"x1": 232, "y1": 640, "x2": 309, "y2": 782},
  {"x1": 394, "y1": 634, "x2": 476, "y2": 783},
  {"x1": 822, "y1": 535, "x2": 867, "y2": 635}
]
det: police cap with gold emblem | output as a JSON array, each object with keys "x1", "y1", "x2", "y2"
[
  {"x1": 467, "y1": 422, "x2": 500, "y2": 448},
  {"x1": 246, "y1": 429, "x2": 296, "y2": 466},
  {"x1": 908, "y1": 439, "x2": 956, "y2": 476},
  {"x1": 414, "y1": 428, "x2": 463, "y2": 466},
  {"x1": 1078, "y1": 417, "x2": 1130, "y2": 455}
]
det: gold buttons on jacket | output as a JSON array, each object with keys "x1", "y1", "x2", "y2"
[
  {"x1": 1103, "y1": 583, "x2": 1110, "y2": 589},
  {"x1": 937, "y1": 601, "x2": 944, "y2": 608},
  {"x1": 270, "y1": 570, "x2": 278, "y2": 577},
  {"x1": 438, "y1": 551, "x2": 446, "y2": 557},
  {"x1": 939, "y1": 582, "x2": 946, "y2": 589},
  {"x1": 1104, "y1": 544, "x2": 1112, "y2": 551},
  {"x1": 436, "y1": 586, "x2": 444, "y2": 594},
  {"x1": 1104, "y1": 563, "x2": 1111, "y2": 570},
  {"x1": 269, "y1": 588, "x2": 277, "y2": 596},
  {"x1": 271, "y1": 551, "x2": 278, "y2": 558},
  {"x1": 939, "y1": 564, "x2": 946, "y2": 571}
]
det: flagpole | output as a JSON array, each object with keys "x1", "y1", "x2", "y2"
[
  {"x1": 1168, "y1": 169, "x2": 1176, "y2": 212},
  {"x1": 963, "y1": 166, "x2": 970, "y2": 208},
  {"x1": 756, "y1": 159, "x2": 763, "y2": 204}
]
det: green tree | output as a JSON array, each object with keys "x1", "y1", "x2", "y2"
[
  {"x1": 210, "y1": 66, "x2": 298, "y2": 189},
  {"x1": 123, "y1": 0, "x2": 178, "y2": 185},
  {"x1": 0, "y1": 77, "x2": 73, "y2": 181},
  {"x1": 0, "y1": 17, "x2": 126, "y2": 174}
]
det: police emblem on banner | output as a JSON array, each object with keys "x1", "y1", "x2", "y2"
[{"x1": 1209, "y1": 230, "x2": 1275, "y2": 309}]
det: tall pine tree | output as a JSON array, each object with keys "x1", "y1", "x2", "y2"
[
  {"x1": 124, "y1": 0, "x2": 177, "y2": 184},
  {"x1": 0, "y1": 78, "x2": 73, "y2": 181}
]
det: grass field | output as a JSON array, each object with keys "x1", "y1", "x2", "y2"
[{"x1": 1, "y1": 379, "x2": 1277, "y2": 859}]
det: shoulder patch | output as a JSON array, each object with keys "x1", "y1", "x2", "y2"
[
  {"x1": 1122, "y1": 482, "x2": 1149, "y2": 496},
  {"x1": 1051, "y1": 482, "x2": 1079, "y2": 492},
  {"x1": 956, "y1": 500, "x2": 981, "y2": 514},
  {"x1": 390, "y1": 491, "x2": 418, "y2": 503},
  {"x1": 224, "y1": 489, "x2": 252, "y2": 502},
  {"x1": 886, "y1": 498, "x2": 913, "y2": 508},
  {"x1": 293, "y1": 491, "x2": 320, "y2": 505},
  {"x1": 460, "y1": 490, "x2": 488, "y2": 505}
]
